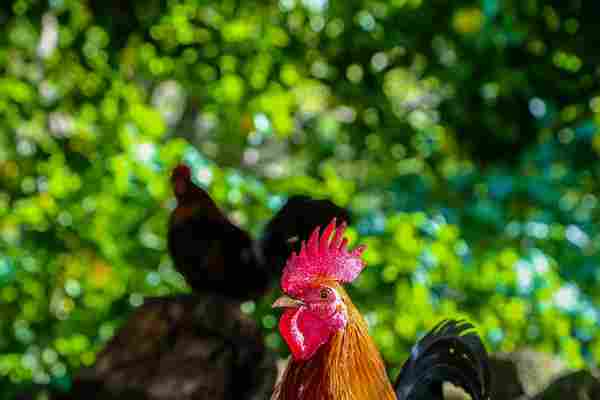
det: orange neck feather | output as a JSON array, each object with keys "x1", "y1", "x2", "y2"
[{"x1": 273, "y1": 286, "x2": 396, "y2": 400}]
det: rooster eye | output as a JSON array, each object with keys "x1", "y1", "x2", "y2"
[{"x1": 320, "y1": 288, "x2": 329, "y2": 299}]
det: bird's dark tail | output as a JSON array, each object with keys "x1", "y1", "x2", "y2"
[{"x1": 393, "y1": 320, "x2": 491, "y2": 400}]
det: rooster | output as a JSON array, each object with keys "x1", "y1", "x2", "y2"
[
  {"x1": 168, "y1": 164, "x2": 271, "y2": 299},
  {"x1": 168, "y1": 164, "x2": 350, "y2": 300},
  {"x1": 272, "y1": 219, "x2": 491, "y2": 400}
]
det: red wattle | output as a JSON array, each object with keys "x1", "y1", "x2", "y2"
[{"x1": 279, "y1": 307, "x2": 333, "y2": 361}]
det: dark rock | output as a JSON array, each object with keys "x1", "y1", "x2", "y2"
[
  {"x1": 532, "y1": 370, "x2": 600, "y2": 400},
  {"x1": 57, "y1": 294, "x2": 277, "y2": 400},
  {"x1": 490, "y1": 349, "x2": 568, "y2": 399},
  {"x1": 508, "y1": 349, "x2": 568, "y2": 396},
  {"x1": 489, "y1": 356, "x2": 526, "y2": 400}
]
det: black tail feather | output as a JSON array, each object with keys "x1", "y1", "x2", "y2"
[{"x1": 393, "y1": 320, "x2": 491, "y2": 400}]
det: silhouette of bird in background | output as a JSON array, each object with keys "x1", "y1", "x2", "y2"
[
  {"x1": 260, "y1": 194, "x2": 351, "y2": 276},
  {"x1": 168, "y1": 164, "x2": 266, "y2": 299},
  {"x1": 168, "y1": 163, "x2": 351, "y2": 300}
]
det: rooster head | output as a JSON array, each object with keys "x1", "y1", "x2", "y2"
[
  {"x1": 273, "y1": 218, "x2": 366, "y2": 361},
  {"x1": 171, "y1": 164, "x2": 192, "y2": 197}
]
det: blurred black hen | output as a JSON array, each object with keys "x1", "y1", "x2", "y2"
[{"x1": 259, "y1": 194, "x2": 351, "y2": 274}]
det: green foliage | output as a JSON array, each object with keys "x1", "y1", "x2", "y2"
[{"x1": 1, "y1": 0, "x2": 599, "y2": 395}]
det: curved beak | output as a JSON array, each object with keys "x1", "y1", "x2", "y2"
[{"x1": 272, "y1": 295, "x2": 304, "y2": 309}]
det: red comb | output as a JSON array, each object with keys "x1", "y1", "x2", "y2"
[{"x1": 281, "y1": 218, "x2": 367, "y2": 296}]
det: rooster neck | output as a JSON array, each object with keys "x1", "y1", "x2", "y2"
[
  {"x1": 171, "y1": 187, "x2": 226, "y2": 226},
  {"x1": 273, "y1": 290, "x2": 396, "y2": 400}
]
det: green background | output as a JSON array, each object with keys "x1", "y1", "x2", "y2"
[{"x1": 0, "y1": 0, "x2": 598, "y2": 396}]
